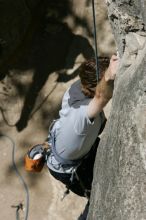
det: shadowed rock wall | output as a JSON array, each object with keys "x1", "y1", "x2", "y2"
[
  {"x1": 88, "y1": 1, "x2": 146, "y2": 220},
  {"x1": 0, "y1": 0, "x2": 41, "y2": 66},
  {"x1": 0, "y1": 0, "x2": 115, "y2": 81}
]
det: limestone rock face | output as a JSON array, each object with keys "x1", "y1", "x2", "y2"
[{"x1": 88, "y1": 1, "x2": 146, "y2": 220}]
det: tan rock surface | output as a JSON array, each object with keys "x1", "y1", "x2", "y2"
[{"x1": 0, "y1": 0, "x2": 115, "y2": 219}]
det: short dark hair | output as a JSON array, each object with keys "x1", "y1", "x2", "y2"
[{"x1": 79, "y1": 57, "x2": 110, "y2": 97}]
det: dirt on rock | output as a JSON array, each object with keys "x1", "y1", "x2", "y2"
[{"x1": 0, "y1": 1, "x2": 115, "y2": 219}]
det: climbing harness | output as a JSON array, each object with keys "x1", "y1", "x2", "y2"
[
  {"x1": 47, "y1": 127, "x2": 90, "y2": 199},
  {"x1": 74, "y1": 169, "x2": 91, "y2": 199},
  {"x1": 92, "y1": 0, "x2": 100, "y2": 81},
  {"x1": 61, "y1": 167, "x2": 90, "y2": 200},
  {"x1": 48, "y1": 127, "x2": 101, "y2": 200},
  {"x1": 0, "y1": 134, "x2": 29, "y2": 220},
  {"x1": 70, "y1": 167, "x2": 91, "y2": 199}
]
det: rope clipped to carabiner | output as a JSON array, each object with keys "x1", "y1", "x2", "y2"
[{"x1": 91, "y1": 0, "x2": 100, "y2": 81}]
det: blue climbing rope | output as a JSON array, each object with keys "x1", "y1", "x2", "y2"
[
  {"x1": 0, "y1": 134, "x2": 29, "y2": 220},
  {"x1": 92, "y1": 0, "x2": 100, "y2": 81}
]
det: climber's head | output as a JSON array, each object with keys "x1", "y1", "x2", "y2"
[{"x1": 79, "y1": 57, "x2": 110, "y2": 98}]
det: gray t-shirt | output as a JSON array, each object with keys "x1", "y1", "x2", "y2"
[{"x1": 47, "y1": 80, "x2": 105, "y2": 173}]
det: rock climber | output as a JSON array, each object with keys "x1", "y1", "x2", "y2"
[{"x1": 25, "y1": 54, "x2": 119, "y2": 219}]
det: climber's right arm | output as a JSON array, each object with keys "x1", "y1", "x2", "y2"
[{"x1": 87, "y1": 55, "x2": 119, "y2": 119}]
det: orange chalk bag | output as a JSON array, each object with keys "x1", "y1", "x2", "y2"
[{"x1": 24, "y1": 144, "x2": 48, "y2": 172}]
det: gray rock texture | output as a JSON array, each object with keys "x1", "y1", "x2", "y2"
[
  {"x1": 106, "y1": 0, "x2": 145, "y2": 56},
  {"x1": 0, "y1": 1, "x2": 145, "y2": 219},
  {"x1": 88, "y1": 1, "x2": 146, "y2": 220}
]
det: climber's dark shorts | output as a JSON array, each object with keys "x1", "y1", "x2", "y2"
[{"x1": 49, "y1": 137, "x2": 100, "y2": 197}]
